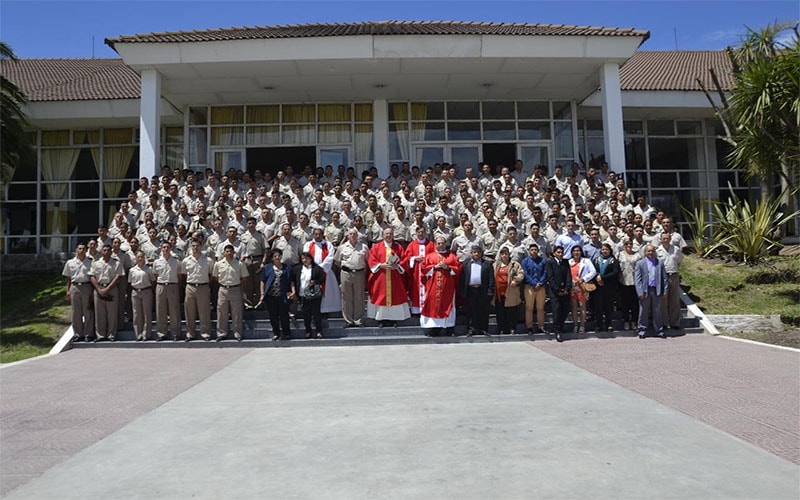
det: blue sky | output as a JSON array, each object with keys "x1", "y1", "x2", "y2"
[{"x1": 1, "y1": 0, "x2": 797, "y2": 58}]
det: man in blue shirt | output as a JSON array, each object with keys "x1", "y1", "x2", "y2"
[{"x1": 522, "y1": 243, "x2": 548, "y2": 336}]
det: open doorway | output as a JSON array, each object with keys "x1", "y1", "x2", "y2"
[
  {"x1": 246, "y1": 146, "x2": 316, "y2": 177},
  {"x1": 482, "y1": 143, "x2": 517, "y2": 175}
]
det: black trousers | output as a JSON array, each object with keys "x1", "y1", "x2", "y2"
[
  {"x1": 619, "y1": 285, "x2": 639, "y2": 324},
  {"x1": 550, "y1": 293, "x2": 570, "y2": 332},
  {"x1": 593, "y1": 283, "x2": 617, "y2": 330},
  {"x1": 496, "y1": 300, "x2": 518, "y2": 333},
  {"x1": 266, "y1": 295, "x2": 291, "y2": 337},
  {"x1": 301, "y1": 297, "x2": 323, "y2": 334},
  {"x1": 465, "y1": 287, "x2": 490, "y2": 333}
]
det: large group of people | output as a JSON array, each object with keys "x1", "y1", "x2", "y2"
[{"x1": 62, "y1": 159, "x2": 687, "y2": 343}]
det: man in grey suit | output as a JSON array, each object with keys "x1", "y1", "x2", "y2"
[
  {"x1": 459, "y1": 245, "x2": 495, "y2": 336},
  {"x1": 634, "y1": 244, "x2": 668, "y2": 339}
]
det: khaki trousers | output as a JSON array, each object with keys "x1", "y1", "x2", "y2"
[
  {"x1": 661, "y1": 273, "x2": 682, "y2": 328},
  {"x1": 524, "y1": 284, "x2": 546, "y2": 329},
  {"x1": 217, "y1": 285, "x2": 243, "y2": 338},
  {"x1": 340, "y1": 269, "x2": 366, "y2": 325},
  {"x1": 69, "y1": 283, "x2": 94, "y2": 338},
  {"x1": 244, "y1": 261, "x2": 262, "y2": 305},
  {"x1": 93, "y1": 289, "x2": 118, "y2": 339},
  {"x1": 116, "y1": 280, "x2": 129, "y2": 327},
  {"x1": 185, "y1": 283, "x2": 211, "y2": 339},
  {"x1": 156, "y1": 283, "x2": 181, "y2": 338},
  {"x1": 131, "y1": 288, "x2": 153, "y2": 340}
]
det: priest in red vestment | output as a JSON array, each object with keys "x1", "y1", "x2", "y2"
[
  {"x1": 367, "y1": 227, "x2": 410, "y2": 326},
  {"x1": 420, "y1": 235, "x2": 462, "y2": 336},
  {"x1": 402, "y1": 226, "x2": 436, "y2": 314}
]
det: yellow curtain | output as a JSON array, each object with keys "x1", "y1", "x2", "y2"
[
  {"x1": 354, "y1": 103, "x2": 373, "y2": 123},
  {"x1": 282, "y1": 105, "x2": 315, "y2": 123},
  {"x1": 246, "y1": 126, "x2": 280, "y2": 145},
  {"x1": 210, "y1": 106, "x2": 243, "y2": 125},
  {"x1": 391, "y1": 103, "x2": 409, "y2": 122},
  {"x1": 391, "y1": 123, "x2": 409, "y2": 161},
  {"x1": 211, "y1": 127, "x2": 244, "y2": 146},
  {"x1": 318, "y1": 124, "x2": 351, "y2": 144},
  {"x1": 246, "y1": 105, "x2": 279, "y2": 124},
  {"x1": 355, "y1": 124, "x2": 373, "y2": 163},
  {"x1": 318, "y1": 104, "x2": 350, "y2": 122},
  {"x1": 410, "y1": 103, "x2": 428, "y2": 142},
  {"x1": 89, "y1": 129, "x2": 135, "y2": 224},
  {"x1": 282, "y1": 125, "x2": 315, "y2": 145},
  {"x1": 41, "y1": 131, "x2": 80, "y2": 246}
]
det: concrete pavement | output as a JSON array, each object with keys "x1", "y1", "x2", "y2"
[{"x1": 2, "y1": 339, "x2": 798, "y2": 499}]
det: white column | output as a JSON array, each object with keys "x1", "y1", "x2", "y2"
[
  {"x1": 599, "y1": 62, "x2": 625, "y2": 177},
  {"x1": 139, "y1": 69, "x2": 161, "y2": 180},
  {"x1": 372, "y1": 99, "x2": 390, "y2": 178}
]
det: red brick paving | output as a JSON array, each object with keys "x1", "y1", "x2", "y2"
[
  {"x1": 0, "y1": 349, "x2": 249, "y2": 496},
  {"x1": 533, "y1": 334, "x2": 800, "y2": 464}
]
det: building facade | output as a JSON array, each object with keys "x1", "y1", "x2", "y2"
[{"x1": 1, "y1": 21, "x2": 744, "y2": 254}]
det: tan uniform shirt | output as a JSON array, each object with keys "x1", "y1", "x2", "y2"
[
  {"x1": 213, "y1": 258, "x2": 249, "y2": 286},
  {"x1": 62, "y1": 256, "x2": 92, "y2": 283},
  {"x1": 89, "y1": 257, "x2": 124, "y2": 285},
  {"x1": 128, "y1": 265, "x2": 155, "y2": 288},
  {"x1": 334, "y1": 240, "x2": 368, "y2": 271},
  {"x1": 240, "y1": 230, "x2": 268, "y2": 259},
  {"x1": 180, "y1": 255, "x2": 213, "y2": 284},
  {"x1": 153, "y1": 255, "x2": 180, "y2": 284}
]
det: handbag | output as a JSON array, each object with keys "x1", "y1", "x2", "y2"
[
  {"x1": 303, "y1": 282, "x2": 322, "y2": 299},
  {"x1": 581, "y1": 282, "x2": 597, "y2": 293}
]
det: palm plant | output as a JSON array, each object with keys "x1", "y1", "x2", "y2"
[
  {"x1": 1, "y1": 41, "x2": 31, "y2": 191},
  {"x1": 681, "y1": 203, "x2": 714, "y2": 256}
]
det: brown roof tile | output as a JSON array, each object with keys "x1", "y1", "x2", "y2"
[
  {"x1": 105, "y1": 20, "x2": 649, "y2": 46},
  {"x1": 620, "y1": 51, "x2": 733, "y2": 91},
  {"x1": 0, "y1": 58, "x2": 140, "y2": 102}
]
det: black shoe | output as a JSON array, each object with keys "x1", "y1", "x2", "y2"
[
  {"x1": 216, "y1": 335, "x2": 225, "y2": 342},
  {"x1": 466, "y1": 329, "x2": 474, "y2": 337},
  {"x1": 658, "y1": 330, "x2": 667, "y2": 339},
  {"x1": 393, "y1": 321, "x2": 398, "y2": 328},
  {"x1": 156, "y1": 336, "x2": 165, "y2": 342},
  {"x1": 556, "y1": 332, "x2": 563, "y2": 343},
  {"x1": 638, "y1": 331, "x2": 646, "y2": 339},
  {"x1": 379, "y1": 321, "x2": 386, "y2": 329},
  {"x1": 445, "y1": 327, "x2": 455, "y2": 336}
]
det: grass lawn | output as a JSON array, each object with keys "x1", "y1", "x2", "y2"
[
  {"x1": 681, "y1": 254, "x2": 800, "y2": 348},
  {"x1": 0, "y1": 272, "x2": 70, "y2": 363}
]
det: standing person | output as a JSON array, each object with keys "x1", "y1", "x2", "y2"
[
  {"x1": 110, "y1": 237, "x2": 132, "y2": 328},
  {"x1": 634, "y1": 244, "x2": 668, "y2": 339},
  {"x1": 546, "y1": 246, "x2": 572, "y2": 342},
  {"x1": 493, "y1": 247, "x2": 524, "y2": 335},
  {"x1": 179, "y1": 239, "x2": 214, "y2": 341},
  {"x1": 402, "y1": 226, "x2": 436, "y2": 314},
  {"x1": 213, "y1": 244, "x2": 249, "y2": 341},
  {"x1": 367, "y1": 228, "x2": 410, "y2": 327},
  {"x1": 459, "y1": 245, "x2": 495, "y2": 337},
  {"x1": 128, "y1": 251, "x2": 155, "y2": 341},
  {"x1": 521, "y1": 243, "x2": 548, "y2": 336},
  {"x1": 334, "y1": 228, "x2": 369, "y2": 328},
  {"x1": 153, "y1": 241, "x2": 182, "y2": 341},
  {"x1": 656, "y1": 232, "x2": 684, "y2": 330},
  {"x1": 88, "y1": 244, "x2": 124, "y2": 342},
  {"x1": 568, "y1": 246, "x2": 597, "y2": 336},
  {"x1": 618, "y1": 238, "x2": 642, "y2": 331},
  {"x1": 419, "y1": 236, "x2": 462, "y2": 337},
  {"x1": 62, "y1": 243, "x2": 94, "y2": 342},
  {"x1": 257, "y1": 249, "x2": 292, "y2": 340},
  {"x1": 303, "y1": 228, "x2": 342, "y2": 315},
  {"x1": 591, "y1": 243, "x2": 620, "y2": 334},
  {"x1": 240, "y1": 217, "x2": 269, "y2": 307},
  {"x1": 291, "y1": 251, "x2": 326, "y2": 339}
]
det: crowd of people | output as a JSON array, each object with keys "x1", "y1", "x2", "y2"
[{"x1": 62, "y1": 159, "x2": 687, "y2": 343}]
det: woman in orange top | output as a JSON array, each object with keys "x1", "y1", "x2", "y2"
[{"x1": 493, "y1": 247, "x2": 525, "y2": 335}]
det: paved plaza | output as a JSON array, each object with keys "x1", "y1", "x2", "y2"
[{"x1": 1, "y1": 335, "x2": 798, "y2": 499}]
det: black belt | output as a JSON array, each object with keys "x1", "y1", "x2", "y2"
[
  {"x1": 134, "y1": 286, "x2": 151, "y2": 291},
  {"x1": 158, "y1": 282, "x2": 178, "y2": 285},
  {"x1": 341, "y1": 266, "x2": 364, "y2": 273},
  {"x1": 72, "y1": 281, "x2": 90, "y2": 285},
  {"x1": 220, "y1": 284, "x2": 240, "y2": 288},
  {"x1": 469, "y1": 284, "x2": 482, "y2": 288},
  {"x1": 187, "y1": 282, "x2": 209, "y2": 286},
  {"x1": 98, "y1": 282, "x2": 110, "y2": 286},
  {"x1": 248, "y1": 255, "x2": 263, "y2": 260}
]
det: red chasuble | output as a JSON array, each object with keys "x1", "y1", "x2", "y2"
[
  {"x1": 419, "y1": 251, "x2": 462, "y2": 319},
  {"x1": 401, "y1": 239, "x2": 436, "y2": 311},
  {"x1": 367, "y1": 242, "x2": 408, "y2": 307}
]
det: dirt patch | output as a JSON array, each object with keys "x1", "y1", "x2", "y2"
[{"x1": 722, "y1": 329, "x2": 800, "y2": 349}]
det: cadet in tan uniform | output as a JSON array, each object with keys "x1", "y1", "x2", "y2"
[
  {"x1": 240, "y1": 217, "x2": 268, "y2": 306},
  {"x1": 179, "y1": 238, "x2": 214, "y2": 341},
  {"x1": 334, "y1": 228, "x2": 368, "y2": 327},
  {"x1": 213, "y1": 244, "x2": 249, "y2": 341},
  {"x1": 88, "y1": 244, "x2": 124, "y2": 341},
  {"x1": 153, "y1": 241, "x2": 182, "y2": 341},
  {"x1": 128, "y1": 250, "x2": 155, "y2": 341},
  {"x1": 62, "y1": 243, "x2": 94, "y2": 342}
]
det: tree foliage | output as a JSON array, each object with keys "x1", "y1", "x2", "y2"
[
  {"x1": 1, "y1": 41, "x2": 31, "y2": 188},
  {"x1": 698, "y1": 22, "x2": 799, "y2": 191}
]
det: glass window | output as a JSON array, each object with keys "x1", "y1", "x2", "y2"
[
  {"x1": 624, "y1": 120, "x2": 644, "y2": 135},
  {"x1": 246, "y1": 126, "x2": 280, "y2": 145},
  {"x1": 7, "y1": 183, "x2": 35, "y2": 200},
  {"x1": 210, "y1": 127, "x2": 244, "y2": 146},
  {"x1": 318, "y1": 104, "x2": 351, "y2": 122},
  {"x1": 585, "y1": 120, "x2": 604, "y2": 137},
  {"x1": 447, "y1": 122, "x2": 480, "y2": 141},
  {"x1": 647, "y1": 120, "x2": 674, "y2": 136},
  {"x1": 411, "y1": 102, "x2": 444, "y2": 120},
  {"x1": 354, "y1": 124, "x2": 374, "y2": 162},
  {"x1": 625, "y1": 137, "x2": 647, "y2": 171},
  {"x1": 483, "y1": 122, "x2": 516, "y2": 141},
  {"x1": 210, "y1": 106, "x2": 243, "y2": 125},
  {"x1": 415, "y1": 122, "x2": 445, "y2": 142},
  {"x1": 676, "y1": 121, "x2": 702, "y2": 135},
  {"x1": 388, "y1": 102, "x2": 408, "y2": 121},
  {"x1": 649, "y1": 138, "x2": 704, "y2": 171},
  {"x1": 389, "y1": 123, "x2": 408, "y2": 160},
  {"x1": 650, "y1": 172, "x2": 678, "y2": 188},
  {"x1": 518, "y1": 121, "x2": 551, "y2": 140},
  {"x1": 482, "y1": 101, "x2": 515, "y2": 120},
  {"x1": 246, "y1": 105, "x2": 279, "y2": 124},
  {"x1": 164, "y1": 126, "x2": 183, "y2": 144},
  {"x1": 354, "y1": 103, "x2": 373, "y2": 122},
  {"x1": 189, "y1": 128, "x2": 208, "y2": 165},
  {"x1": 318, "y1": 124, "x2": 351, "y2": 143},
  {"x1": 447, "y1": 101, "x2": 480, "y2": 120},
  {"x1": 553, "y1": 122, "x2": 574, "y2": 159},
  {"x1": 104, "y1": 128, "x2": 134, "y2": 145},
  {"x1": 282, "y1": 125, "x2": 316, "y2": 144},
  {"x1": 517, "y1": 101, "x2": 550, "y2": 120},
  {"x1": 189, "y1": 107, "x2": 207, "y2": 126},
  {"x1": 553, "y1": 101, "x2": 572, "y2": 120},
  {"x1": 282, "y1": 105, "x2": 315, "y2": 123}
]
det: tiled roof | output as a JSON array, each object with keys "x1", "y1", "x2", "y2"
[
  {"x1": 0, "y1": 58, "x2": 140, "y2": 102},
  {"x1": 620, "y1": 51, "x2": 734, "y2": 91},
  {"x1": 106, "y1": 20, "x2": 649, "y2": 46}
]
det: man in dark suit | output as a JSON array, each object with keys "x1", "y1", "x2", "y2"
[
  {"x1": 634, "y1": 244, "x2": 669, "y2": 339},
  {"x1": 459, "y1": 245, "x2": 495, "y2": 336},
  {"x1": 545, "y1": 246, "x2": 572, "y2": 342}
]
